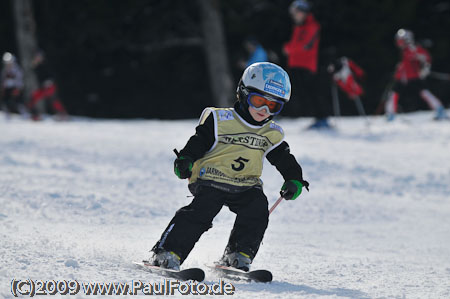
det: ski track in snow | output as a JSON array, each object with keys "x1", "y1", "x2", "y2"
[{"x1": 1, "y1": 111, "x2": 449, "y2": 298}]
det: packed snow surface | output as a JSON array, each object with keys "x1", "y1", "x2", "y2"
[{"x1": 1, "y1": 111, "x2": 449, "y2": 298}]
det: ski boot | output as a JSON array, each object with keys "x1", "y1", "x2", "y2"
[
  {"x1": 434, "y1": 106, "x2": 448, "y2": 120},
  {"x1": 150, "y1": 250, "x2": 181, "y2": 271},
  {"x1": 307, "y1": 118, "x2": 332, "y2": 130},
  {"x1": 221, "y1": 251, "x2": 252, "y2": 272},
  {"x1": 386, "y1": 113, "x2": 395, "y2": 122}
]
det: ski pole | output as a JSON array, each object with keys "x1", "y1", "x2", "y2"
[
  {"x1": 354, "y1": 96, "x2": 370, "y2": 126},
  {"x1": 375, "y1": 75, "x2": 395, "y2": 115},
  {"x1": 331, "y1": 81, "x2": 341, "y2": 118},
  {"x1": 270, "y1": 184, "x2": 310, "y2": 215},
  {"x1": 430, "y1": 71, "x2": 450, "y2": 81},
  {"x1": 269, "y1": 195, "x2": 284, "y2": 215}
]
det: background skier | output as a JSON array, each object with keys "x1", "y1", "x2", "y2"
[
  {"x1": 328, "y1": 56, "x2": 365, "y2": 101},
  {"x1": 327, "y1": 56, "x2": 369, "y2": 121},
  {"x1": 385, "y1": 29, "x2": 447, "y2": 121},
  {"x1": 238, "y1": 37, "x2": 269, "y2": 70},
  {"x1": 0, "y1": 52, "x2": 25, "y2": 118},
  {"x1": 149, "y1": 62, "x2": 309, "y2": 272},
  {"x1": 28, "y1": 50, "x2": 68, "y2": 121},
  {"x1": 283, "y1": 0, "x2": 330, "y2": 128}
]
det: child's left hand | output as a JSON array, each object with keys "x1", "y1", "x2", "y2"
[{"x1": 280, "y1": 179, "x2": 309, "y2": 200}]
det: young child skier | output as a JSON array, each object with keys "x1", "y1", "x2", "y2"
[{"x1": 150, "y1": 62, "x2": 309, "y2": 272}]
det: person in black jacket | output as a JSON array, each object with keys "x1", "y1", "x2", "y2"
[{"x1": 149, "y1": 62, "x2": 309, "y2": 272}]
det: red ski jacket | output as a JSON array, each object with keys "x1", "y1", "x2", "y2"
[
  {"x1": 284, "y1": 14, "x2": 320, "y2": 73},
  {"x1": 394, "y1": 45, "x2": 431, "y2": 81}
]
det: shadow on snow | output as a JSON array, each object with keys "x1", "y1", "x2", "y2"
[{"x1": 232, "y1": 281, "x2": 369, "y2": 298}]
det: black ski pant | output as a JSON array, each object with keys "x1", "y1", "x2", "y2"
[
  {"x1": 1, "y1": 88, "x2": 23, "y2": 114},
  {"x1": 392, "y1": 79, "x2": 432, "y2": 112},
  {"x1": 152, "y1": 186, "x2": 269, "y2": 264}
]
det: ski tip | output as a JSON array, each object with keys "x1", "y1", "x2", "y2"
[
  {"x1": 256, "y1": 270, "x2": 273, "y2": 282},
  {"x1": 134, "y1": 261, "x2": 205, "y2": 282},
  {"x1": 186, "y1": 268, "x2": 205, "y2": 282},
  {"x1": 209, "y1": 264, "x2": 273, "y2": 283}
]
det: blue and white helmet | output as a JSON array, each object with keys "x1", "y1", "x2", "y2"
[
  {"x1": 2, "y1": 52, "x2": 15, "y2": 64},
  {"x1": 239, "y1": 62, "x2": 291, "y2": 102}
]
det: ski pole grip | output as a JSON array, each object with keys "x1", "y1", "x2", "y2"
[{"x1": 173, "y1": 149, "x2": 181, "y2": 158}]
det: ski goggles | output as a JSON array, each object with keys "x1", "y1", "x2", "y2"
[{"x1": 247, "y1": 92, "x2": 285, "y2": 116}]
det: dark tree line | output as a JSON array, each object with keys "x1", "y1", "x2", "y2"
[{"x1": 1, "y1": 0, "x2": 449, "y2": 119}]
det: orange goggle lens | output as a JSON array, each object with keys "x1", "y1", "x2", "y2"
[{"x1": 247, "y1": 93, "x2": 284, "y2": 115}]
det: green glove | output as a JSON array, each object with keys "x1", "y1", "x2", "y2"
[
  {"x1": 280, "y1": 179, "x2": 309, "y2": 200},
  {"x1": 174, "y1": 156, "x2": 193, "y2": 179}
]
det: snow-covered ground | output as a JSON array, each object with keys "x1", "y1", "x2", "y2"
[{"x1": 1, "y1": 111, "x2": 449, "y2": 298}]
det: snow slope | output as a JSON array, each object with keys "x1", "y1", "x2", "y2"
[{"x1": 1, "y1": 111, "x2": 449, "y2": 298}]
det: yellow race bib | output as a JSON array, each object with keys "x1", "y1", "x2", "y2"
[{"x1": 189, "y1": 108, "x2": 284, "y2": 192}]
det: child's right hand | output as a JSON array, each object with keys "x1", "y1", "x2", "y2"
[{"x1": 174, "y1": 156, "x2": 193, "y2": 179}]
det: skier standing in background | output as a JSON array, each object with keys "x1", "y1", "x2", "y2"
[
  {"x1": 0, "y1": 52, "x2": 25, "y2": 118},
  {"x1": 149, "y1": 62, "x2": 309, "y2": 272},
  {"x1": 385, "y1": 29, "x2": 447, "y2": 121},
  {"x1": 283, "y1": 0, "x2": 330, "y2": 129}
]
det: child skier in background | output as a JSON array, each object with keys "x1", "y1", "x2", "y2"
[
  {"x1": 328, "y1": 57, "x2": 369, "y2": 120},
  {"x1": 149, "y1": 62, "x2": 309, "y2": 272},
  {"x1": 385, "y1": 29, "x2": 447, "y2": 121},
  {"x1": 328, "y1": 56, "x2": 365, "y2": 100}
]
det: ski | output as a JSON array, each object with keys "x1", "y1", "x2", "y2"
[
  {"x1": 208, "y1": 264, "x2": 272, "y2": 283},
  {"x1": 133, "y1": 261, "x2": 205, "y2": 282}
]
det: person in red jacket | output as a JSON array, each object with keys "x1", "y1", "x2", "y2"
[
  {"x1": 283, "y1": 0, "x2": 330, "y2": 129},
  {"x1": 385, "y1": 29, "x2": 447, "y2": 120}
]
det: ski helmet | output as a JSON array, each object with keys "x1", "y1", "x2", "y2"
[
  {"x1": 395, "y1": 29, "x2": 414, "y2": 47},
  {"x1": 290, "y1": 0, "x2": 311, "y2": 13},
  {"x1": 237, "y1": 62, "x2": 291, "y2": 106},
  {"x1": 2, "y1": 52, "x2": 15, "y2": 64}
]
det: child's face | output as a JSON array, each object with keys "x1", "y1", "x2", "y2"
[{"x1": 249, "y1": 106, "x2": 271, "y2": 122}]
